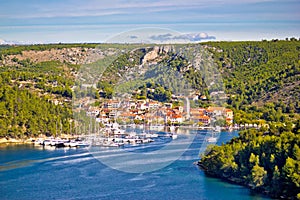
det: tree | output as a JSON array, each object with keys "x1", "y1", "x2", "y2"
[
  {"x1": 250, "y1": 163, "x2": 267, "y2": 188},
  {"x1": 103, "y1": 86, "x2": 113, "y2": 99},
  {"x1": 271, "y1": 165, "x2": 282, "y2": 196},
  {"x1": 282, "y1": 157, "x2": 300, "y2": 191}
]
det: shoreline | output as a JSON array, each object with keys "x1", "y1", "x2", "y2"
[
  {"x1": 197, "y1": 161, "x2": 282, "y2": 199},
  {"x1": 0, "y1": 137, "x2": 34, "y2": 144},
  {"x1": 0, "y1": 125, "x2": 239, "y2": 145},
  {"x1": 0, "y1": 134, "x2": 77, "y2": 145}
]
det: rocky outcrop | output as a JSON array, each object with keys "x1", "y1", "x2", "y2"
[{"x1": 142, "y1": 45, "x2": 174, "y2": 64}]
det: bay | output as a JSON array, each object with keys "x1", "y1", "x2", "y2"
[{"x1": 0, "y1": 130, "x2": 270, "y2": 200}]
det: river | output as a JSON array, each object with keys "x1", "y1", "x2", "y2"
[{"x1": 0, "y1": 130, "x2": 270, "y2": 200}]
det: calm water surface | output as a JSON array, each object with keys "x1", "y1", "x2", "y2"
[{"x1": 0, "y1": 130, "x2": 270, "y2": 200}]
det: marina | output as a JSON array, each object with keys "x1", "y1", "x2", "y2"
[{"x1": 32, "y1": 123, "x2": 179, "y2": 149}]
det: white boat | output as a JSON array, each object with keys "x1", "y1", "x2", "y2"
[
  {"x1": 126, "y1": 132, "x2": 137, "y2": 138},
  {"x1": 145, "y1": 133, "x2": 158, "y2": 138},
  {"x1": 207, "y1": 137, "x2": 217, "y2": 143},
  {"x1": 64, "y1": 139, "x2": 89, "y2": 148},
  {"x1": 141, "y1": 138, "x2": 152, "y2": 143},
  {"x1": 43, "y1": 139, "x2": 52, "y2": 146},
  {"x1": 112, "y1": 128, "x2": 125, "y2": 135},
  {"x1": 34, "y1": 138, "x2": 44, "y2": 145},
  {"x1": 170, "y1": 125, "x2": 176, "y2": 132},
  {"x1": 164, "y1": 133, "x2": 177, "y2": 139},
  {"x1": 43, "y1": 145, "x2": 56, "y2": 150},
  {"x1": 102, "y1": 141, "x2": 120, "y2": 147},
  {"x1": 75, "y1": 141, "x2": 90, "y2": 147},
  {"x1": 125, "y1": 138, "x2": 138, "y2": 144},
  {"x1": 171, "y1": 134, "x2": 178, "y2": 139},
  {"x1": 49, "y1": 138, "x2": 69, "y2": 147},
  {"x1": 214, "y1": 126, "x2": 221, "y2": 132},
  {"x1": 136, "y1": 139, "x2": 142, "y2": 144},
  {"x1": 67, "y1": 140, "x2": 78, "y2": 147},
  {"x1": 50, "y1": 139, "x2": 57, "y2": 146}
]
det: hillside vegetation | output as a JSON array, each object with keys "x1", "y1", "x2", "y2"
[
  {"x1": 199, "y1": 123, "x2": 300, "y2": 199},
  {"x1": 0, "y1": 59, "x2": 75, "y2": 138},
  {"x1": 199, "y1": 39, "x2": 300, "y2": 199},
  {"x1": 205, "y1": 40, "x2": 300, "y2": 108},
  {"x1": 0, "y1": 40, "x2": 299, "y2": 136},
  {"x1": 203, "y1": 40, "x2": 300, "y2": 126}
]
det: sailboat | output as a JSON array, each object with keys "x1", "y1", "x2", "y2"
[
  {"x1": 206, "y1": 127, "x2": 219, "y2": 143},
  {"x1": 170, "y1": 125, "x2": 175, "y2": 132},
  {"x1": 207, "y1": 135, "x2": 217, "y2": 143},
  {"x1": 167, "y1": 124, "x2": 177, "y2": 139},
  {"x1": 143, "y1": 113, "x2": 158, "y2": 138},
  {"x1": 171, "y1": 133, "x2": 178, "y2": 139}
]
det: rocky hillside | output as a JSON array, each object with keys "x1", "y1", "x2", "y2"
[
  {"x1": 1, "y1": 47, "x2": 108, "y2": 66},
  {"x1": 95, "y1": 44, "x2": 221, "y2": 102}
]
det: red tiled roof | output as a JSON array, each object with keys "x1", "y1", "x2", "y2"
[{"x1": 199, "y1": 115, "x2": 210, "y2": 119}]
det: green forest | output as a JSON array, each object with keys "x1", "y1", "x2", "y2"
[
  {"x1": 199, "y1": 123, "x2": 300, "y2": 199},
  {"x1": 205, "y1": 40, "x2": 300, "y2": 113},
  {"x1": 0, "y1": 58, "x2": 75, "y2": 138},
  {"x1": 199, "y1": 39, "x2": 300, "y2": 199}
]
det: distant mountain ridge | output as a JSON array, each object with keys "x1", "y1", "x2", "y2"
[{"x1": 0, "y1": 38, "x2": 25, "y2": 45}]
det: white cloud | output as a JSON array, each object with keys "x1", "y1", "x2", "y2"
[{"x1": 149, "y1": 32, "x2": 216, "y2": 42}]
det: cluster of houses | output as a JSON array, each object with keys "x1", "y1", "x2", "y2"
[
  {"x1": 86, "y1": 98, "x2": 234, "y2": 127},
  {"x1": 190, "y1": 107, "x2": 233, "y2": 126}
]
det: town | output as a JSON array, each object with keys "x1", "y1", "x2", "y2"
[{"x1": 83, "y1": 94, "x2": 234, "y2": 129}]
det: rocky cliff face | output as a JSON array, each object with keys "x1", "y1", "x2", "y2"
[{"x1": 141, "y1": 45, "x2": 174, "y2": 65}]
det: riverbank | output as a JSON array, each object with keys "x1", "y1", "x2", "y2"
[
  {"x1": 0, "y1": 137, "x2": 33, "y2": 144},
  {"x1": 197, "y1": 162, "x2": 273, "y2": 199},
  {"x1": 0, "y1": 134, "x2": 77, "y2": 145}
]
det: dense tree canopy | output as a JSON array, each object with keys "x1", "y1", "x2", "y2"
[
  {"x1": 199, "y1": 124, "x2": 300, "y2": 199},
  {"x1": 0, "y1": 56, "x2": 75, "y2": 138},
  {"x1": 205, "y1": 40, "x2": 300, "y2": 113}
]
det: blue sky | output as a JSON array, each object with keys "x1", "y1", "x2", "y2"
[{"x1": 0, "y1": 0, "x2": 299, "y2": 43}]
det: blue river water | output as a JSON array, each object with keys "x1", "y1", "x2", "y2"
[{"x1": 0, "y1": 130, "x2": 270, "y2": 200}]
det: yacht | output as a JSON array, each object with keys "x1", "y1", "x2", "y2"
[
  {"x1": 170, "y1": 125, "x2": 176, "y2": 132},
  {"x1": 75, "y1": 141, "x2": 90, "y2": 147},
  {"x1": 145, "y1": 133, "x2": 158, "y2": 138},
  {"x1": 164, "y1": 133, "x2": 178, "y2": 139},
  {"x1": 43, "y1": 139, "x2": 52, "y2": 146},
  {"x1": 34, "y1": 138, "x2": 44, "y2": 145},
  {"x1": 207, "y1": 137, "x2": 217, "y2": 143},
  {"x1": 171, "y1": 134, "x2": 178, "y2": 139},
  {"x1": 102, "y1": 141, "x2": 121, "y2": 147}
]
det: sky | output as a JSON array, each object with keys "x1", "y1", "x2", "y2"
[{"x1": 0, "y1": 0, "x2": 299, "y2": 43}]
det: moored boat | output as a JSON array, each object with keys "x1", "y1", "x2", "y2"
[
  {"x1": 43, "y1": 139, "x2": 52, "y2": 146},
  {"x1": 171, "y1": 134, "x2": 178, "y2": 139},
  {"x1": 207, "y1": 137, "x2": 217, "y2": 143}
]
